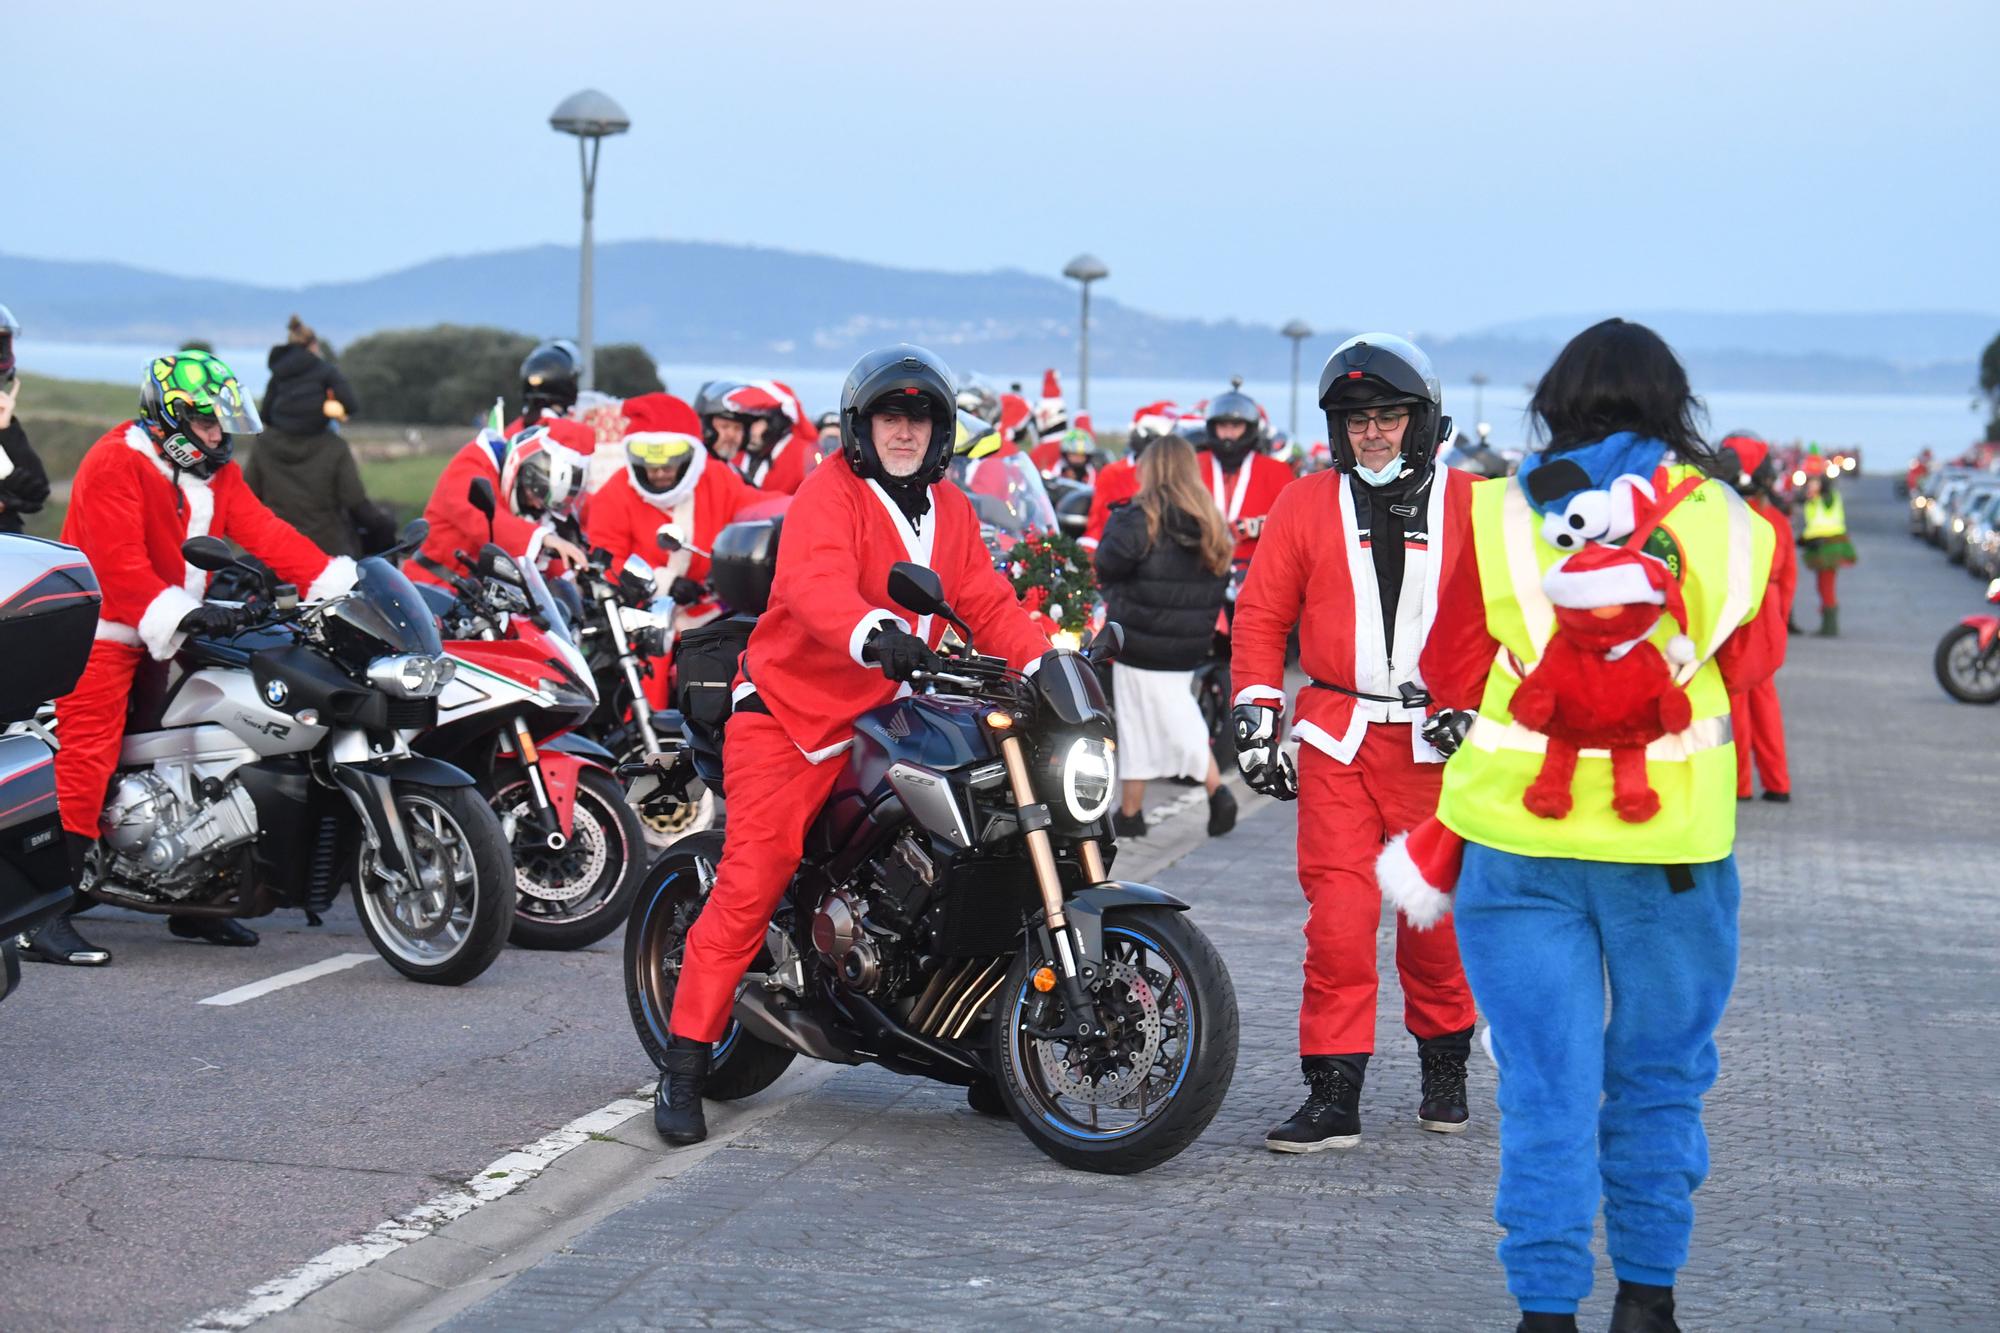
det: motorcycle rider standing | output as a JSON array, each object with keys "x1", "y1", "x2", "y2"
[
  {"x1": 1230, "y1": 334, "x2": 1477, "y2": 1150},
  {"x1": 1200, "y1": 385, "x2": 1294, "y2": 565},
  {"x1": 654, "y1": 345, "x2": 1051, "y2": 1145},
  {"x1": 21, "y1": 351, "x2": 357, "y2": 965}
]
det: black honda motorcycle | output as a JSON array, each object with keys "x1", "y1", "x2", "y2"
[{"x1": 624, "y1": 561, "x2": 1238, "y2": 1174}]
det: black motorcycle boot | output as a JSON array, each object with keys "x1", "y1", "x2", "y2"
[
  {"x1": 1265, "y1": 1055, "x2": 1365, "y2": 1152},
  {"x1": 16, "y1": 909, "x2": 111, "y2": 966},
  {"x1": 965, "y1": 1078, "x2": 1010, "y2": 1119},
  {"x1": 653, "y1": 1035, "x2": 710, "y2": 1145},
  {"x1": 168, "y1": 916, "x2": 259, "y2": 947},
  {"x1": 1113, "y1": 809, "x2": 1148, "y2": 839},
  {"x1": 1206, "y1": 786, "x2": 1238, "y2": 837},
  {"x1": 1608, "y1": 1281, "x2": 1679, "y2": 1332},
  {"x1": 1515, "y1": 1314, "x2": 1579, "y2": 1333},
  {"x1": 1417, "y1": 1026, "x2": 1474, "y2": 1133}
]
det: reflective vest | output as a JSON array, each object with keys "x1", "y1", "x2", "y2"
[
  {"x1": 1437, "y1": 465, "x2": 1774, "y2": 864},
  {"x1": 1802, "y1": 492, "x2": 1846, "y2": 540}
]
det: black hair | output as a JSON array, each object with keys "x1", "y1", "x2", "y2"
[{"x1": 1529, "y1": 319, "x2": 1716, "y2": 473}]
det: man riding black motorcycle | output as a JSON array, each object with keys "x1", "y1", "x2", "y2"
[{"x1": 653, "y1": 344, "x2": 1051, "y2": 1144}]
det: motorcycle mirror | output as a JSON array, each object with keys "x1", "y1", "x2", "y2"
[
  {"x1": 394, "y1": 518, "x2": 429, "y2": 554},
  {"x1": 887, "y1": 563, "x2": 946, "y2": 617},
  {"x1": 656, "y1": 525, "x2": 685, "y2": 554},
  {"x1": 478, "y1": 543, "x2": 524, "y2": 586},
  {"x1": 622, "y1": 554, "x2": 655, "y2": 581},
  {"x1": 1084, "y1": 621, "x2": 1124, "y2": 664},
  {"x1": 181, "y1": 535, "x2": 240, "y2": 572},
  {"x1": 1059, "y1": 511, "x2": 1087, "y2": 535},
  {"x1": 468, "y1": 477, "x2": 498, "y2": 544}
]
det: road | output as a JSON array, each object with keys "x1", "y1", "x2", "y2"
[{"x1": 4, "y1": 481, "x2": 1998, "y2": 1331}]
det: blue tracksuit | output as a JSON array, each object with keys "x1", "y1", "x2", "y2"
[{"x1": 1451, "y1": 842, "x2": 1740, "y2": 1314}]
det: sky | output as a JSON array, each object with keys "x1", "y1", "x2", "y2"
[{"x1": 9, "y1": 0, "x2": 1998, "y2": 336}]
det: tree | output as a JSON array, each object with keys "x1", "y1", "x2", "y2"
[
  {"x1": 594, "y1": 344, "x2": 664, "y2": 398},
  {"x1": 1980, "y1": 331, "x2": 2000, "y2": 440},
  {"x1": 342, "y1": 325, "x2": 535, "y2": 425}
]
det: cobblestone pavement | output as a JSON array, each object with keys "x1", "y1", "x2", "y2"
[{"x1": 421, "y1": 485, "x2": 2000, "y2": 1332}]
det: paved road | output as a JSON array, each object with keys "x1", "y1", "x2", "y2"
[{"x1": 6, "y1": 482, "x2": 1998, "y2": 1330}]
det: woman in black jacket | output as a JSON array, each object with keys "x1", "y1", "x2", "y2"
[
  {"x1": 1093, "y1": 434, "x2": 1237, "y2": 838},
  {"x1": 247, "y1": 315, "x2": 378, "y2": 557}
]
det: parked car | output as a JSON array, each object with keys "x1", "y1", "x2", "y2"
[
  {"x1": 1944, "y1": 484, "x2": 2000, "y2": 564},
  {"x1": 1967, "y1": 503, "x2": 2000, "y2": 580},
  {"x1": 1930, "y1": 475, "x2": 1979, "y2": 546}
]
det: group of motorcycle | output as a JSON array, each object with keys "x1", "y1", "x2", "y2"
[{"x1": 1, "y1": 452, "x2": 1240, "y2": 1173}]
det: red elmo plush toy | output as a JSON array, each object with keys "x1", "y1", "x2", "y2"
[{"x1": 1509, "y1": 543, "x2": 1695, "y2": 823}]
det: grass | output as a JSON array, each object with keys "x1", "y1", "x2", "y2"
[{"x1": 13, "y1": 371, "x2": 134, "y2": 419}]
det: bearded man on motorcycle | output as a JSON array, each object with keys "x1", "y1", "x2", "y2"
[
  {"x1": 20, "y1": 351, "x2": 358, "y2": 965},
  {"x1": 1230, "y1": 334, "x2": 1478, "y2": 1151},
  {"x1": 409, "y1": 420, "x2": 594, "y2": 587},
  {"x1": 654, "y1": 344, "x2": 1052, "y2": 1145},
  {"x1": 1200, "y1": 386, "x2": 1294, "y2": 564},
  {"x1": 1081, "y1": 401, "x2": 1177, "y2": 551},
  {"x1": 720, "y1": 381, "x2": 818, "y2": 495}
]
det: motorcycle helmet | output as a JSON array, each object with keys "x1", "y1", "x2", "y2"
[
  {"x1": 0, "y1": 303, "x2": 18, "y2": 388},
  {"x1": 839, "y1": 345, "x2": 957, "y2": 490},
  {"x1": 953, "y1": 409, "x2": 1003, "y2": 460},
  {"x1": 721, "y1": 381, "x2": 804, "y2": 459},
  {"x1": 693, "y1": 379, "x2": 747, "y2": 453},
  {"x1": 1033, "y1": 369, "x2": 1068, "y2": 439},
  {"x1": 140, "y1": 350, "x2": 262, "y2": 479},
  {"x1": 1059, "y1": 428, "x2": 1095, "y2": 467},
  {"x1": 1317, "y1": 332, "x2": 1449, "y2": 491},
  {"x1": 1204, "y1": 384, "x2": 1264, "y2": 470},
  {"x1": 620, "y1": 393, "x2": 705, "y2": 502},
  {"x1": 519, "y1": 338, "x2": 582, "y2": 421},
  {"x1": 501, "y1": 423, "x2": 588, "y2": 519},
  {"x1": 955, "y1": 375, "x2": 1001, "y2": 423}
]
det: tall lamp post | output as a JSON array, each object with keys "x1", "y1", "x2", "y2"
[
  {"x1": 1062, "y1": 253, "x2": 1109, "y2": 413},
  {"x1": 549, "y1": 89, "x2": 631, "y2": 392},
  {"x1": 1469, "y1": 372, "x2": 1489, "y2": 431},
  {"x1": 1280, "y1": 319, "x2": 1313, "y2": 437}
]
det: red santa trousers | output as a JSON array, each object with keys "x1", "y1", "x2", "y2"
[
  {"x1": 1729, "y1": 679, "x2": 1790, "y2": 797},
  {"x1": 54, "y1": 638, "x2": 147, "y2": 839},
  {"x1": 1295, "y1": 726, "x2": 1474, "y2": 1055},
  {"x1": 670, "y1": 710, "x2": 845, "y2": 1042}
]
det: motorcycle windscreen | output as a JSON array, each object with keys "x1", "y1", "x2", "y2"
[
  {"x1": 323, "y1": 557, "x2": 447, "y2": 658},
  {"x1": 949, "y1": 453, "x2": 1060, "y2": 539}
]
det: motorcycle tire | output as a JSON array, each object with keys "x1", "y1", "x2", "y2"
[
  {"x1": 623, "y1": 831, "x2": 795, "y2": 1100},
  {"x1": 504, "y1": 769, "x2": 648, "y2": 951},
  {"x1": 352, "y1": 782, "x2": 515, "y2": 986},
  {"x1": 1934, "y1": 624, "x2": 2000, "y2": 704},
  {"x1": 992, "y1": 906, "x2": 1238, "y2": 1175}
]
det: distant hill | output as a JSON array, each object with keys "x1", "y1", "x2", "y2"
[{"x1": 1, "y1": 244, "x2": 1988, "y2": 394}]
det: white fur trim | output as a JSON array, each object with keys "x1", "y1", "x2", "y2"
[
  {"x1": 307, "y1": 556, "x2": 359, "y2": 603},
  {"x1": 848, "y1": 609, "x2": 911, "y2": 667},
  {"x1": 1665, "y1": 634, "x2": 1696, "y2": 667},
  {"x1": 1377, "y1": 832, "x2": 1453, "y2": 930},
  {"x1": 1542, "y1": 558, "x2": 1660, "y2": 610},
  {"x1": 1232, "y1": 684, "x2": 1286, "y2": 708},
  {"x1": 93, "y1": 621, "x2": 141, "y2": 648},
  {"x1": 625, "y1": 433, "x2": 705, "y2": 512},
  {"x1": 137, "y1": 585, "x2": 202, "y2": 662}
]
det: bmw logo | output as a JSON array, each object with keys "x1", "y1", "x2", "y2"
[{"x1": 264, "y1": 679, "x2": 289, "y2": 708}]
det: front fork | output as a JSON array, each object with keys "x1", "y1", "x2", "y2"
[
  {"x1": 997, "y1": 735, "x2": 1109, "y2": 1039},
  {"x1": 496, "y1": 715, "x2": 569, "y2": 850},
  {"x1": 598, "y1": 587, "x2": 662, "y2": 753}
]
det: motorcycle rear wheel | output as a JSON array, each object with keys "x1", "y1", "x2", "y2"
[
  {"x1": 623, "y1": 831, "x2": 795, "y2": 1099},
  {"x1": 992, "y1": 906, "x2": 1237, "y2": 1174},
  {"x1": 502, "y1": 769, "x2": 647, "y2": 951},
  {"x1": 1935, "y1": 624, "x2": 2000, "y2": 703},
  {"x1": 353, "y1": 783, "x2": 515, "y2": 985}
]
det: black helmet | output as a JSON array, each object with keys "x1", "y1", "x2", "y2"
[
  {"x1": 0, "y1": 303, "x2": 18, "y2": 388},
  {"x1": 519, "y1": 339, "x2": 581, "y2": 421},
  {"x1": 1205, "y1": 384, "x2": 1264, "y2": 470},
  {"x1": 839, "y1": 345, "x2": 957, "y2": 491},
  {"x1": 1318, "y1": 333, "x2": 1449, "y2": 491},
  {"x1": 693, "y1": 379, "x2": 746, "y2": 451}
]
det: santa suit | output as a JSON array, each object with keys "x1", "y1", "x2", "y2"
[
  {"x1": 55, "y1": 424, "x2": 354, "y2": 838},
  {"x1": 1200, "y1": 449, "x2": 1295, "y2": 565},
  {"x1": 1230, "y1": 465, "x2": 1476, "y2": 1056},
  {"x1": 670, "y1": 459, "x2": 1050, "y2": 1042},
  {"x1": 1081, "y1": 456, "x2": 1139, "y2": 551},
  {"x1": 728, "y1": 381, "x2": 820, "y2": 496},
  {"x1": 1729, "y1": 495, "x2": 1794, "y2": 796},
  {"x1": 409, "y1": 436, "x2": 537, "y2": 587},
  {"x1": 1029, "y1": 440, "x2": 1064, "y2": 478}
]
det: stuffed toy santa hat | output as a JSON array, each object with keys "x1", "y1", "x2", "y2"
[
  {"x1": 1378, "y1": 817, "x2": 1464, "y2": 929},
  {"x1": 1542, "y1": 543, "x2": 1696, "y2": 667}
]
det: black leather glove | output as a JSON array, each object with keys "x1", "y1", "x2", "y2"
[
  {"x1": 177, "y1": 604, "x2": 241, "y2": 639},
  {"x1": 863, "y1": 625, "x2": 942, "y2": 683},
  {"x1": 1421, "y1": 708, "x2": 1477, "y2": 758},
  {"x1": 1231, "y1": 703, "x2": 1298, "y2": 800},
  {"x1": 667, "y1": 576, "x2": 707, "y2": 606}
]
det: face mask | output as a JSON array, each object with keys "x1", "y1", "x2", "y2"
[{"x1": 1354, "y1": 456, "x2": 1404, "y2": 488}]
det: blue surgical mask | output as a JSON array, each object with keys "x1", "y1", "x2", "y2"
[{"x1": 1355, "y1": 457, "x2": 1404, "y2": 488}]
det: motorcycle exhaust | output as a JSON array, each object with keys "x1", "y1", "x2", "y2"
[{"x1": 733, "y1": 981, "x2": 863, "y2": 1065}]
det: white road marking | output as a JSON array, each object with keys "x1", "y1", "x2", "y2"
[
  {"x1": 195, "y1": 953, "x2": 377, "y2": 1007},
  {"x1": 186, "y1": 1091, "x2": 652, "y2": 1331}
]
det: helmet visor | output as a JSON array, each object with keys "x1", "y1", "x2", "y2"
[{"x1": 204, "y1": 373, "x2": 264, "y2": 436}]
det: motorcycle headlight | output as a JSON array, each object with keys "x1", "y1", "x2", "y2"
[
  {"x1": 368, "y1": 653, "x2": 456, "y2": 699},
  {"x1": 1059, "y1": 736, "x2": 1116, "y2": 823}
]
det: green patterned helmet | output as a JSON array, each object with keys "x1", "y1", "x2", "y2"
[{"x1": 140, "y1": 350, "x2": 261, "y2": 478}]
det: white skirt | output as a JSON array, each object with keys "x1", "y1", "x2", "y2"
[{"x1": 1111, "y1": 663, "x2": 1212, "y2": 782}]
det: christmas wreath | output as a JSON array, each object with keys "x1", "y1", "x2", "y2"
[{"x1": 1006, "y1": 531, "x2": 1098, "y2": 636}]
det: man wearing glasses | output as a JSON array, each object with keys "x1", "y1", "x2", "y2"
[{"x1": 1229, "y1": 333, "x2": 1478, "y2": 1153}]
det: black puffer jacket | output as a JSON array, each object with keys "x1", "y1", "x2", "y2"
[
  {"x1": 261, "y1": 343, "x2": 358, "y2": 435},
  {"x1": 1093, "y1": 502, "x2": 1229, "y2": 671},
  {"x1": 0, "y1": 420, "x2": 52, "y2": 534}
]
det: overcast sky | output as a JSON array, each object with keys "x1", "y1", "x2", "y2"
[{"x1": 10, "y1": 0, "x2": 1996, "y2": 335}]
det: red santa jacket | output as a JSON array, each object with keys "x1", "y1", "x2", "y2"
[
  {"x1": 1029, "y1": 440, "x2": 1064, "y2": 477},
  {"x1": 65, "y1": 423, "x2": 353, "y2": 661},
  {"x1": 735, "y1": 431, "x2": 814, "y2": 495},
  {"x1": 1232, "y1": 467, "x2": 1473, "y2": 764},
  {"x1": 1081, "y1": 457, "x2": 1139, "y2": 550},
  {"x1": 587, "y1": 446, "x2": 762, "y2": 635},
  {"x1": 411, "y1": 437, "x2": 538, "y2": 587},
  {"x1": 739, "y1": 461, "x2": 1051, "y2": 761},
  {"x1": 1750, "y1": 495, "x2": 1797, "y2": 628},
  {"x1": 1200, "y1": 450, "x2": 1295, "y2": 564}
]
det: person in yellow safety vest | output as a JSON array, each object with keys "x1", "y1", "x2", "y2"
[
  {"x1": 1406, "y1": 320, "x2": 1787, "y2": 1333},
  {"x1": 1798, "y1": 470, "x2": 1855, "y2": 636}
]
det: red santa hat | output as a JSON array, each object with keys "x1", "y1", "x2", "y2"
[
  {"x1": 1040, "y1": 369, "x2": 1063, "y2": 401},
  {"x1": 1542, "y1": 543, "x2": 1696, "y2": 667},
  {"x1": 618, "y1": 392, "x2": 706, "y2": 507},
  {"x1": 1131, "y1": 401, "x2": 1178, "y2": 435},
  {"x1": 542, "y1": 417, "x2": 598, "y2": 456},
  {"x1": 1074, "y1": 411, "x2": 1093, "y2": 434},
  {"x1": 1377, "y1": 817, "x2": 1464, "y2": 929},
  {"x1": 999, "y1": 392, "x2": 1035, "y2": 442}
]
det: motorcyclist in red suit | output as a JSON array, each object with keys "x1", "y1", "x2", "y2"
[
  {"x1": 408, "y1": 420, "x2": 594, "y2": 587},
  {"x1": 1199, "y1": 386, "x2": 1295, "y2": 565},
  {"x1": 1081, "y1": 402, "x2": 1177, "y2": 551}
]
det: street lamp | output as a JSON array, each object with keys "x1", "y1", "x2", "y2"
[
  {"x1": 1469, "y1": 372, "x2": 1489, "y2": 433},
  {"x1": 1280, "y1": 319, "x2": 1313, "y2": 437},
  {"x1": 1062, "y1": 253, "x2": 1109, "y2": 413},
  {"x1": 549, "y1": 89, "x2": 631, "y2": 392}
]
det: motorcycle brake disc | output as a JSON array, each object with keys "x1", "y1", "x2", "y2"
[{"x1": 1032, "y1": 958, "x2": 1163, "y2": 1104}]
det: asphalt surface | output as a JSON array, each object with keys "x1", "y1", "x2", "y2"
[{"x1": 6, "y1": 481, "x2": 1999, "y2": 1331}]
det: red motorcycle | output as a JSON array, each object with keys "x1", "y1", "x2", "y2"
[{"x1": 1935, "y1": 576, "x2": 2000, "y2": 704}]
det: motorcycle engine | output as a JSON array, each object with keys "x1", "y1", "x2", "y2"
[
  {"x1": 100, "y1": 772, "x2": 260, "y2": 890},
  {"x1": 810, "y1": 888, "x2": 883, "y2": 991},
  {"x1": 809, "y1": 833, "x2": 938, "y2": 994}
]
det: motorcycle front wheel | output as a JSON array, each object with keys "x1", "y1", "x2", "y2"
[
  {"x1": 992, "y1": 906, "x2": 1238, "y2": 1175},
  {"x1": 1934, "y1": 624, "x2": 2000, "y2": 704},
  {"x1": 501, "y1": 768, "x2": 647, "y2": 950},
  {"x1": 623, "y1": 831, "x2": 795, "y2": 1100},
  {"x1": 353, "y1": 783, "x2": 515, "y2": 985}
]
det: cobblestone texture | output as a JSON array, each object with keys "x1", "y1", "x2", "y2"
[{"x1": 442, "y1": 487, "x2": 2000, "y2": 1331}]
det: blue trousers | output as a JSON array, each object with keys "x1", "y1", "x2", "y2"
[{"x1": 1452, "y1": 843, "x2": 1740, "y2": 1314}]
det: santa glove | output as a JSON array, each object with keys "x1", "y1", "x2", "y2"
[
  {"x1": 178, "y1": 604, "x2": 242, "y2": 639},
  {"x1": 864, "y1": 626, "x2": 943, "y2": 683},
  {"x1": 1422, "y1": 709, "x2": 1477, "y2": 758},
  {"x1": 1231, "y1": 703, "x2": 1298, "y2": 801},
  {"x1": 667, "y1": 576, "x2": 707, "y2": 606}
]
